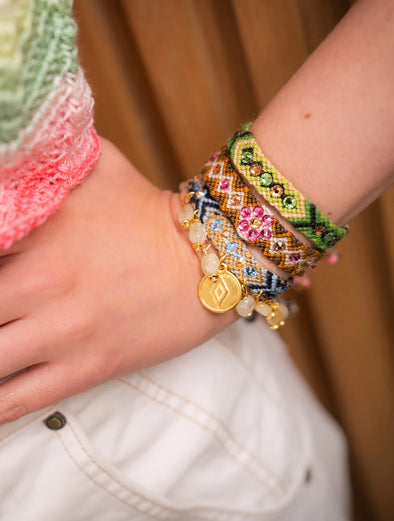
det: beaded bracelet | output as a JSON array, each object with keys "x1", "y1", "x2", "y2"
[
  {"x1": 227, "y1": 123, "x2": 349, "y2": 250},
  {"x1": 186, "y1": 177, "x2": 291, "y2": 299},
  {"x1": 201, "y1": 146, "x2": 322, "y2": 276},
  {"x1": 178, "y1": 181, "x2": 290, "y2": 328}
]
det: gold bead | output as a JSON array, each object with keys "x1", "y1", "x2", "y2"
[
  {"x1": 193, "y1": 243, "x2": 205, "y2": 252},
  {"x1": 181, "y1": 220, "x2": 191, "y2": 230},
  {"x1": 266, "y1": 309, "x2": 283, "y2": 327}
]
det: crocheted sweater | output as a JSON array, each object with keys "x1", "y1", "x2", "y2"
[{"x1": 0, "y1": 0, "x2": 101, "y2": 250}]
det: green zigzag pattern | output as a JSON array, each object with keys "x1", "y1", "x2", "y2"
[
  {"x1": 227, "y1": 123, "x2": 349, "y2": 251},
  {"x1": 0, "y1": 0, "x2": 78, "y2": 143}
]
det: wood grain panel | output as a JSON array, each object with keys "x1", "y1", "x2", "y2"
[
  {"x1": 74, "y1": 0, "x2": 183, "y2": 188},
  {"x1": 120, "y1": 0, "x2": 259, "y2": 179},
  {"x1": 297, "y1": 0, "x2": 349, "y2": 51},
  {"x1": 232, "y1": 0, "x2": 309, "y2": 108},
  {"x1": 280, "y1": 289, "x2": 339, "y2": 413},
  {"x1": 307, "y1": 204, "x2": 394, "y2": 521},
  {"x1": 379, "y1": 186, "x2": 394, "y2": 290}
]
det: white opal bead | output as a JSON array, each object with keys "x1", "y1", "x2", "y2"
[
  {"x1": 255, "y1": 301, "x2": 272, "y2": 316},
  {"x1": 236, "y1": 295, "x2": 255, "y2": 317},
  {"x1": 278, "y1": 302, "x2": 289, "y2": 321},
  {"x1": 189, "y1": 222, "x2": 206, "y2": 244},
  {"x1": 201, "y1": 253, "x2": 220, "y2": 275},
  {"x1": 178, "y1": 204, "x2": 194, "y2": 223}
]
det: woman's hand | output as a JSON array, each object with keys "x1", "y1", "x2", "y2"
[{"x1": 0, "y1": 138, "x2": 235, "y2": 423}]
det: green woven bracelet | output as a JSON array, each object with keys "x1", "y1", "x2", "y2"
[{"x1": 227, "y1": 123, "x2": 349, "y2": 251}]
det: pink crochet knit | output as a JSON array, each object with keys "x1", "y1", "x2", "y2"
[
  {"x1": 0, "y1": 1, "x2": 101, "y2": 250},
  {"x1": 0, "y1": 74, "x2": 101, "y2": 250}
]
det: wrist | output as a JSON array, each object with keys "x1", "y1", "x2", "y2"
[{"x1": 166, "y1": 190, "x2": 238, "y2": 337}]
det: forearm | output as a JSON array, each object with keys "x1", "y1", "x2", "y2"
[{"x1": 252, "y1": 0, "x2": 394, "y2": 227}]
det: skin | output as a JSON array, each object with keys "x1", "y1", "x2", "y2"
[
  {"x1": 252, "y1": 0, "x2": 394, "y2": 226},
  {"x1": 0, "y1": 141, "x2": 236, "y2": 422},
  {"x1": 0, "y1": 0, "x2": 393, "y2": 423}
]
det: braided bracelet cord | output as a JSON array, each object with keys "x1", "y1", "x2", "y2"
[
  {"x1": 186, "y1": 177, "x2": 291, "y2": 299},
  {"x1": 201, "y1": 147, "x2": 322, "y2": 276},
  {"x1": 227, "y1": 123, "x2": 349, "y2": 251}
]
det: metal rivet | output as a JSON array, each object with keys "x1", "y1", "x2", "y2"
[{"x1": 44, "y1": 411, "x2": 67, "y2": 430}]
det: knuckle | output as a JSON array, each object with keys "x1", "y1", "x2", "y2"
[
  {"x1": 28, "y1": 267, "x2": 75, "y2": 299},
  {"x1": 0, "y1": 393, "x2": 28, "y2": 424},
  {"x1": 24, "y1": 270, "x2": 49, "y2": 296},
  {"x1": 82, "y1": 348, "x2": 118, "y2": 383},
  {"x1": 68, "y1": 310, "x2": 95, "y2": 342},
  {"x1": 39, "y1": 306, "x2": 95, "y2": 345}
]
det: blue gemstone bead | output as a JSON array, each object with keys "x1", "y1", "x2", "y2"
[
  {"x1": 210, "y1": 218, "x2": 223, "y2": 231},
  {"x1": 226, "y1": 242, "x2": 238, "y2": 254},
  {"x1": 244, "y1": 266, "x2": 257, "y2": 279}
]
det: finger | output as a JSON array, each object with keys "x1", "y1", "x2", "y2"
[
  {"x1": 0, "y1": 240, "x2": 25, "y2": 258},
  {"x1": 0, "y1": 318, "x2": 57, "y2": 379},
  {"x1": 0, "y1": 249, "x2": 74, "y2": 326},
  {"x1": 0, "y1": 252, "x2": 18, "y2": 267},
  {"x1": 0, "y1": 280, "x2": 29, "y2": 326},
  {"x1": 0, "y1": 259, "x2": 38, "y2": 325},
  {"x1": 0, "y1": 363, "x2": 65, "y2": 424},
  {"x1": 0, "y1": 360, "x2": 102, "y2": 424}
]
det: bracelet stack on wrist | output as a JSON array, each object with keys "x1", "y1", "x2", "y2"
[
  {"x1": 201, "y1": 146, "x2": 322, "y2": 276},
  {"x1": 178, "y1": 182, "x2": 291, "y2": 328},
  {"x1": 177, "y1": 123, "x2": 349, "y2": 329}
]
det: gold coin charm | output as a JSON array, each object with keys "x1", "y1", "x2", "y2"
[{"x1": 198, "y1": 269, "x2": 242, "y2": 313}]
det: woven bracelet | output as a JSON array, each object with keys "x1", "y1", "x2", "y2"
[
  {"x1": 201, "y1": 146, "x2": 322, "y2": 276},
  {"x1": 227, "y1": 123, "x2": 349, "y2": 250},
  {"x1": 186, "y1": 177, "x2": 291, "y2": 299}
]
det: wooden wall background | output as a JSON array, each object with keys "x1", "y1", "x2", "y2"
[{"x1": 73, "y1": 1, "x2": 394, "y2": 520}]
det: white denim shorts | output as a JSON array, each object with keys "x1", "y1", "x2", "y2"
[{"x1": 0, "y1": 319, "x2": 350, "y2": 521}]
